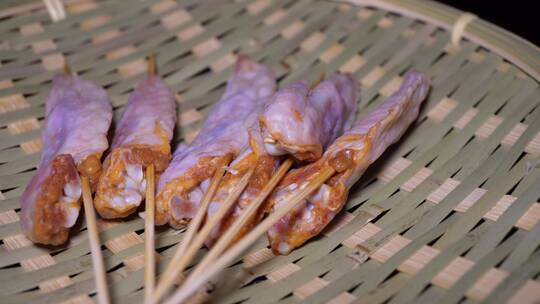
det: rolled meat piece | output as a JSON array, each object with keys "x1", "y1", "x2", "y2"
[
  {"x1": 204, "y1": 116, "x2": 280, "y2": 247},
  {"x1": 259, "y1": 73, "x2": 358, "y2": 161},
  {"x1": 21, "y1": 73, "x2": 112, "y2": 245},
  {"x1": 267, "y1": 71, "x2": 431, "y2": 255},
  {"x1": 94, "y1": 67, "x2": 176, "y2": 218},
  {"x1": 155, "y1": 56, "x2": 276, "y2": 228},
  {"x1": 205, "y1": 73, "x2": 359, "y2": 247}
]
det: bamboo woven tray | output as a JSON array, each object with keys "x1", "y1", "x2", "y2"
[{"x1": 1, "y1": 0, "x2": 540, "y2": 303}]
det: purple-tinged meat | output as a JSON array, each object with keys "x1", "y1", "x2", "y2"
[
  {"x1": 21, "y1": 74, "x2": 112, "y2": 245},
  {"x1": 94, "y1": 72, "x2": 176, "y2": 219},
  {"x1": 267, "y1": 71, "x2": 431, "y2": 255},
  {"x1": 205, "y1": 73, "x2": 359, "y2": 246},
  {"x1": 259, "y1": 73, "x2": 358, "y2": 161},
  {"x1": 155, "y1": 56, "x2": 276, "y2": 228}
]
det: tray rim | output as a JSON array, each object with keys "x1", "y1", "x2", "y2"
[{"x1": 343, "y1": 0, "x2": 540, "y2": 82}]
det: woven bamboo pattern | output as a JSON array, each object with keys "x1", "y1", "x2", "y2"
[{"x1": 1, "y1": 0, "x2": 539, "y2": 303}]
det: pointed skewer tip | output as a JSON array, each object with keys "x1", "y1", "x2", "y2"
[
  {"x1": 310, "y1": 72, "x2": 325, "y2": 89},
  {"x1": 148, "y1": 54, "x2": 157, "y2": 76},
  {"x1": 63, "y1": 58, "x2": 72, "y2": 75}
]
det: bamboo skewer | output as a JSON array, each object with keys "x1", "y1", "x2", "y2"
[
  {"x1": 148, "y1": 54, "x2": 157, "y2": 77},
  {"x1": 153, "y1": 168, "x2": 254, "y2": 303},
  {"x1": 63, "y1": 58, "x2": 71, "y2": 75},
  {"x1": 144, "y1": 164, "x2": 156, "y2": 304},
  {"x1": 310, "y1": 73, "x2": 325, "y2": 89},
  {"x1": 164, "y1": 166, "x2": 336, "y2": 304},
  {"x1": 144, "y1": 55, "x2": 158, "y2": 303},
  {"x1": 153, "y1": 155, "x2": 232, "y2": 303},
  {"x1": 189, "y1": 159, "x2": 294, "y2": 278},
  {"x1": 81, "y1": 176, "x2": 110, "y2": 304},
  {"x1": 43, "y1": 0, "x2": 66, "y2": 22}
]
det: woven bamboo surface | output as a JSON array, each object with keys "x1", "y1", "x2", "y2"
[{"x1": 1, "y1": 0, "x2": 540, "y2": 303}]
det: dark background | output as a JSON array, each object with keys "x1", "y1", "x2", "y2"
[{"x1": 440, "y1": 1, "x2": 539, "y2": 46}]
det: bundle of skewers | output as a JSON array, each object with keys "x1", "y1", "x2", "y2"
[{"x1": 20, "y1": 55, "x2": 430, "y2": 304}]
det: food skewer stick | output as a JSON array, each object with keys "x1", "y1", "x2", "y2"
[
  {"x1": 164, "y1": 166, "x2": 335, "y2": 304},
  {"x1": 309, "y1": 72, "x2": 325, "y2": 89},
  {"x1": 81, "y1": 176, "x2": 110, "y2": 304},
  {"x1": 153, "y1": 168, "x2": 254, "y2": 304},
  {"x1": 144, "y1": 164, "x2": 156, "y2": 303},
  {"x1": 190, "y1": 158, "x2": 293, "y2": 278},
  {"x1": 143, "y1": 54, "x2": 158, "y2": 303},
  {"x1": 63, "y1": 58, "x2": 72, "y2": 75},
  {"x1": 153, "y1": 155, "x2": 232, "y2": 303},
  {"x1": 43, "y1": 0, "x2": 66, "y2": 22},
  {"x1": 148, "y1": 54, "x2": 156, "y2": 77}
]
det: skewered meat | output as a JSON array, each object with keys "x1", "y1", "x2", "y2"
[
  {"x1": 267, "y1": 71, "x2": 430, "y2": 255},
  {"x1": 260, "y1": 73, "x2": 358, "y2": 161},
  {"x1": 204, "y1": 120, "x2": 280, "y2": 247},
  {"x1": 94, "y1": 69, "x2": 176, "y2": 218},
  {"x1": 21, "y1": 73, "x2": 112, "y2": 245},
  {"x1": 205, "y1": 73, "x2": 359, "y2": 246},
  {"x1": 155, "y1": 56, "x2": 276, "y2": 228}
]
